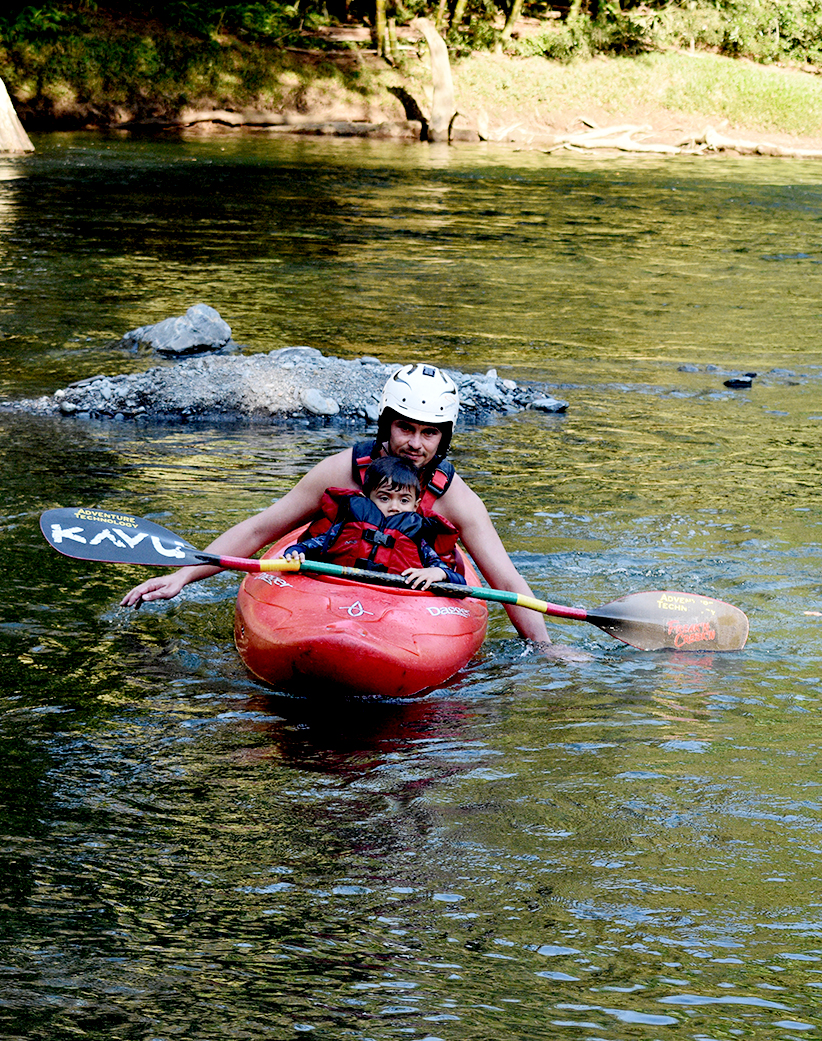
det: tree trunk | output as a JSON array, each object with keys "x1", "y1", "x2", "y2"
[
  {"x1": 411, "y1": 17, "x2": 456, "y2": 143},
  {"x1": 387, "y1": 86, "x2": 429, "y2": 140},
  {"x1": 375, "y1": 0, "x2": 388, "y2": 59},
  {"x1": 450, "y1": 0, "x2": 469, "y2": 30},
  {"x1": 387, "y1": 17, "x2": 398, "y2": 64},
  {"x1": 0, "y1": 78, "x2": 33, "y2": 153},
  {"x1": 501, "y1": 0, "x2": 525, "y2": 39}
]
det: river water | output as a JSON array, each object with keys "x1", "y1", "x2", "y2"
[{"x1": 2, "y1": 133, "x2": 822, "y2": 1039}]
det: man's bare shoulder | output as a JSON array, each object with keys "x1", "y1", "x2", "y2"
[
  {"x1": 253, "y1": 446, "x2": 359, "y2": 534},
  {"x1": 435, "y1": 471, "x2": 486, "y2": 523},
  {"x1": 296, "y1": 446, "x2": 358, "y2": 490}
]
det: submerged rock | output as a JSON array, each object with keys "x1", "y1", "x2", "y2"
[
  {"x1": 723, "y1": 372, "x2": 757, "y2": 389},
  {"x1": 529, "y1": 395, "x2": 569, "y2": 412}
]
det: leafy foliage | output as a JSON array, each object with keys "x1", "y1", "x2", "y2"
[
  {"x1": 4, "y1": 0, "x2": 822, "y2": 69},
  {"x1": 503, "y1": 0, "x2": 822, "y2": 66},
  {"x1": 718, "y1": 0, "x2": 822, "y2": 64}
]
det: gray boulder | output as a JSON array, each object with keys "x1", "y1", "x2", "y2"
[
  {"x1": 529, "y1": 396, "x2": 569, "y2": 413},
  {"x1": 121, "y1": 303, "x2": 234, "y2": 357}
]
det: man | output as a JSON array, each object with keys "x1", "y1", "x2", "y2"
[{"x1": 121, "y1": 363, "x2": 586, "y2": 661}]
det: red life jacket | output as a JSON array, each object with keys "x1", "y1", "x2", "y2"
[
  {"x1": 294, "y1": 489, "x2": 460, "y2": 573},
  {"x1": 350, "y1": 440, "x2": 458, "y2": 566}
]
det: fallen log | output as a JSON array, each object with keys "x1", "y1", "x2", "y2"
[
  {"x1": 564, "y1": 134, "x2": 680, "y2": 155},
  {"x1": 546, "y1": 122, "x2": 822, "y2": 159},
  {"x1": 680, "y1": 125, "x2": 822, "y2": 158},
  {"x1": 553, "y1": 124, "x2": 680, "y2": 155}
]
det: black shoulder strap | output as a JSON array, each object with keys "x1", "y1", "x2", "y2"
[
  {"x1": 424, "y1": 459, "x2": 455, "y2": 500},
  {"x1": 351, "y1": 439, "x2": 379, "y2": 488}
]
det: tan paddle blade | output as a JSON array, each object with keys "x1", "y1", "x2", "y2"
[{"x1": 586, "y1": 591, "x2": 749, "y2": 651}]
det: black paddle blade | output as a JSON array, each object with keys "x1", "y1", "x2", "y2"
[
  {"x1": 40, "y1": 507, "x2": 202, "y2": 567},
  {"x1": 586, "y1": 590, "x2": 749, "y2": 652}
]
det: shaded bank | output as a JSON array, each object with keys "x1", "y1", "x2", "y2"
[{"x1": 6, "y1": 11, "x2": 822, "y2": 156}]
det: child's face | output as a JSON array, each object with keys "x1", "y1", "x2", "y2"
[{"x1": 369, "y1": 482, "x2": 420, "y2": 518}]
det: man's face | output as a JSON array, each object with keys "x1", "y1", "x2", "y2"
[{"x1": 388, "y1": 418, "x2": 443, "y2": 469}]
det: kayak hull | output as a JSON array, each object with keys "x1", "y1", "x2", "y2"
[{"x1": 234, "y1": 533, "x2": 488, "y2": 698}]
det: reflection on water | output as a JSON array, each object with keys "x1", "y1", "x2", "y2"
[
  {"x1": 2, "y1": 135, "x2": 822, "y2": 1040},
  {"x1": 5, "y1": 134, "x2": 822, "y2": 394}
]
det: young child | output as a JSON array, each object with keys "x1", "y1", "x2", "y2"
[{"x1": 281, "y1": 456, "x2": 467, "y2": 590}]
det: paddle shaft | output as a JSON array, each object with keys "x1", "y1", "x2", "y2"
[
  {"x1": 205, "y1": 551, "x2": 588, "y2": 618},
  {"x1": 40, "y1": 507, "x2": 749, "y2": 650},
  {"x1": 209, "y1": 554, "x2": 746, "y2": 651}
]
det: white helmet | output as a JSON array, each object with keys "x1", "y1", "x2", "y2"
[{"x1": 378, "y1": 364, "x2": 459, "y2": 426}]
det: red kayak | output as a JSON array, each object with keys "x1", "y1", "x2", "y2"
[{"x1": 234, "y1": 532, "x2": 488, "y2": 698}]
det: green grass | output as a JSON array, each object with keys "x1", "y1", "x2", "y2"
[
  {"x1": 448, "y1": 49, "x2": 822, "y2": 138},
  {"x1": 654, "y1": 53, "x2": 822, "y2": 134}
]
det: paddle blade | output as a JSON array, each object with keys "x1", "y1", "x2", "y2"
[
  {"x1": 586, "y1": 590, "x2": 749, "y2": 652},
  {"x1": 40, "y1": 507, "x2": 204, "y2": 567}
]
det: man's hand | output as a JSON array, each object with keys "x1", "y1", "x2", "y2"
[
  {"x1": 120, "y1": 571, "x2": 191, "y2": 608},
  {"x1": 537, "y1": 641, "x2": 594, "y2": 663}
]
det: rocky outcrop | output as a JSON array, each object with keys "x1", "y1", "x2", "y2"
[{"x1": 2, "y1": 340, "x2": 569, "y2": 425}]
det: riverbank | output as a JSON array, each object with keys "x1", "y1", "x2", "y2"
[
  {"x1": 7, "y1": 17, "x2": 822, "y2": 156},
  {"x1": 451, "y1": 48, "x2": 822, "y2": 154},
  {"x1": 150, "y1": 47, "x2": 822, "y2": 157}
]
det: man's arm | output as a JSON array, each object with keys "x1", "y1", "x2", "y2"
[
  {"x1": 120, "y1": 449, "x2": 356, "y2": 606},
  {"x1": 436, "y1": 475, "x2": 589, "y2": 658}
]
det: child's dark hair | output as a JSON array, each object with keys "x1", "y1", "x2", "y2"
[{"x1": 363, "y1": 456, "x2": 421, "y2": 498}]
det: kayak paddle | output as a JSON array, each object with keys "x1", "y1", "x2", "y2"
[{"x1": 40, "y1": 507, "x2": 749, "y2": 652}]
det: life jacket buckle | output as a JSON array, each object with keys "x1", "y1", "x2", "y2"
[{"x1": 364, "y1": 529, "x2": 395, "y2": 548}]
